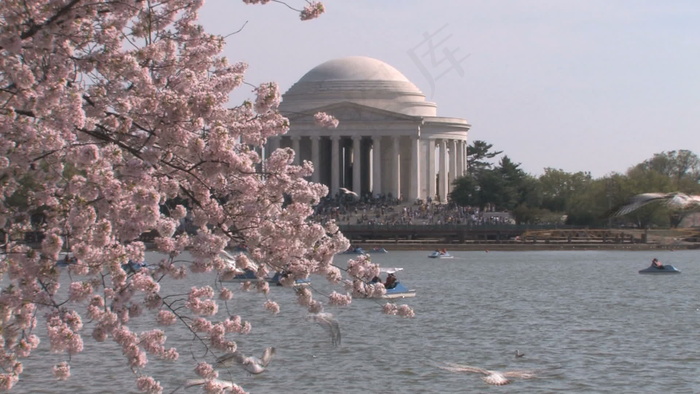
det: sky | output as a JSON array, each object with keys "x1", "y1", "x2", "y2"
[{"x1": 197, "y1": 0, "x2": 699, "y2": 179}]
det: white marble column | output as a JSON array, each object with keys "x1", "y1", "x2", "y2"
[
  {"x1": 291, "y1": 136, "x2": 301, "y2": 165},
  {"x1": 426, "y1": 139, "x2": 435, "y2": 201},
  {"x1": 462, "y1": 140, "x2": 469, "y2": 175},
  {"x1": 463, "y1": 139, "x2": 468, "y2": 175},
  {"x1": 372, "y1": 136, "x2": 382, "y2": 196},
  {"x1": 438, "y1": 139, "x2": 448, "y2": 203},
  {"x1": 352, "y1": 136, "x2": 362, "y2": 197},
  {"x1": 311, "y1": 136, "x2": 320, "y2": 183},
  {"x1": 409, "y1": 135, "x2": 421, "y2": 201},
  {"x1": 449, "y1": 139, "x2": 457, "y2": 191},
  {"x1": 392, "y1": 136, "x2": 400, "y2": 199},
  {"x1": 456, "y1": 139, "x2": 465, "y2": 177},
  {"x1": 331, "y1": 135, "x2": 340, "y2": 196}
]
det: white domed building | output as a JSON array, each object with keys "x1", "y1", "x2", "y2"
[{"x1": 267, "y1": 56, "x2": 470, "y2": 203}]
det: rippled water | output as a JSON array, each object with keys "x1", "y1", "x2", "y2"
[{"x1": 14, "y1": 249, "x2": 700, "y2": 393}]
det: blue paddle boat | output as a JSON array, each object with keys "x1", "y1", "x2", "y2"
[
  {"x1": 229, "y1": 269, "x2": 259, "y2": 281},
  {"x1": 376, "y1": 268, "x2": 416, "y2": 299},
  {"x1": 269, "y1": 271, "x2": 311, "y2": 287},
  {"x1": 384, "y1": 281, "x2": 416, "y2": 299},
  {"x1": 428, "y1": 249, "x2": 453, "y2": 259},
  {"x1": 639, "y1": 264, "x2": 681, "y2": 274},
  {"x1": 228, "y1": 269, "x2": 310, "y2": 286},
  {"x1": 340, "y1": 246, "x2": 367, "y2": 255},
  {"x1": 122, "y1": 260, "x2": 149, "y2": 274}
]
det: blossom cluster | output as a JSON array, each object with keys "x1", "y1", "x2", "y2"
[
  {"x1": 300, "y1": 2, "x2": 325, "y2": 20},
  {"x1": 186, "y1": 287, "x2": 219, "y2": 316},
  {"x1": 313, "y1": 112, "x2": 339, "y2": 128},
  {"x1": 0, "y1": 0, "x2": 416, "y2": 392},
  {"x1": 382, "y1": 303, "x2": 416, "y2": 318},
  {"x1": 346, "y1": 255, "x2": 380, "y2": 281}
]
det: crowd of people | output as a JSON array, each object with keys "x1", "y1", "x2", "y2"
[{"x1": 312, "y1": 192, "x2": 514, "y2": 227}]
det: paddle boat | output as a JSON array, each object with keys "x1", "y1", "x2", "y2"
[
  {"x1": 269, "y1": 271, "x2": 311, "y2": 287},
  {"x1": 384, "y1": 281, "x2": 416, "y2": 299},
  {"x1": 122, "y1": 260, "x2": 149, "y2": 273},
  {"x1": 340, "y1": 246, "x2": 367, "y2": 255},
  {"x1": 227, "y1": 269, "x2": 310, "y2": 286},
  {"x1": 639, "y1": 264, "x2": 681, "y2": 274},
  {"x1": 228, "y1": 269, "x2": 260, "y2": 281},
  {"x1": 372, "y1": 267, "x2": 416, "y2": 299},
  {"x1": 428, "y1": 249, "x2": 453, "y2": 259},
  {"x1": 369, "y1": 247, "x2": 388, "y2": 254}
]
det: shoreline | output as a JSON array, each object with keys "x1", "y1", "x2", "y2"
[{"x1": 353, "y1": 242, "x2": 700, "y2": 252}]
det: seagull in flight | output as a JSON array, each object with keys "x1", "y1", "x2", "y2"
[
  {"x1": 436, "y1": 362, "x2": 538, "y2": 386},
  {"x1": 184, "y1": 378, "x2": 239, "y2": 392},
  {"x1": 614, "y1": 192, "x2": 700, "y2": 216},
  {"x1": 215, "y1": 347, "x2": 275, "y2": 374},
  {"x1": 339, "y1": 187, "x2": 359, "y2": 198},
  {"x1": 307, "y1": 312, "x2": 341, "y2": 346}
]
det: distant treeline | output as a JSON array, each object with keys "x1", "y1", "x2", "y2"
[{"x1": 450, "y1": 142, "x2": 700, "y2": 228}]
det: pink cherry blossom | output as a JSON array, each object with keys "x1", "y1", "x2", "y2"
[
  {"x1": 219, "y1": 288, "x2": 234, "y2": 301},
  {"x1": 264, "y1": 300, "x2": 280, "y2": 314},
  {"x1": 300, "y1": 1, "x2": 325, "y2": 20},
  {"x1": 156, "y1": 310, "x2": 177, "y2": 326},
  {"x1": 382, "y1": 303, "x2": 416, "y2": 318},
  {"x1": 52, "y1": 362, "x2": 70, "y2": 381},
  {"x1": 136, "y1": 375, "x2": 163, "y2": 394},
  {"x1": 327, "y1": 291, "x2": 352, "y2": 306},
  {"x1": 0, "y1": 0, "x2": 417, "y2": 392},
  {"x1": 68, "y1": 282, "x2": 94, "y2": 302},
  {"x1": 314, "y1": 112, "x2": 339, "y2": 128},
  {"x1": 194, "y1": 362, "x2": 218, "y2": 380},
  {"x1": 0, "y1": 373, "x2": 19, "y2": 390}
]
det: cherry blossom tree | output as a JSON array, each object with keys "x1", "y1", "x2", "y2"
[{"x1": 0, "y1": 0, "x2": 412, "y2": 392}]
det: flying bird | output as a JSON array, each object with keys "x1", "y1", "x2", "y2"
[
  {"x1": 184, "y1": 378, "x2": 238, "y2": 391},
  {"x1": 436, "y1": 362, "x2": 538, "y2": 386},
  {"x1": 614, "y1": 192, "x2": 700, "y2": 216},
  {"x1": 215, "y1": 347, "x2": 275, "y2": 374},
  {"x1": 307, "y1": 312, "x2": 341, "y2": 346},
  {"x1": 220, "y1": 250, "x2": 259, "y2": 273},
  {"x1": 339, "y1": 187, "x2": 359, "y2": 198}
]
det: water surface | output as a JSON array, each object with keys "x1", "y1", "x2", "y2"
[{"x1": 15, "y1": 249, "x2": 700, "y2": 393}]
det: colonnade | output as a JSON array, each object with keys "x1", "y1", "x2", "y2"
[{"x1": 267, "y1": 135, "x2": 468, "y2": 203}]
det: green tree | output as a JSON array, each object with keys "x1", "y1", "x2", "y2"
[
  {"x1": 495, "y1": 156, "x2": 526, "y2": 210},
  {"x1": 449, "y1": 175, "x2": 481, "y2": 207},
  {"x1": 538, "y1": 168, "x2": 593, "y2": 212},
  {"x1": 467, "y1": 140, "x2": 502, "y2": 176},
  {"x1": 566, "y1": 177, "x2": 616, "y2": 226},
  {"x1": 450, "y1": 140, "x2": 504, "y2": 209},
  {"x1": 607, "y1": 150, "x2": 700, "y2": 227},
  {"x1": 633, "y1": 150, "x2": 700, "y2": 191}
]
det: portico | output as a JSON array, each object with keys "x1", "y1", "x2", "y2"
[{"x1": 269, "y1": 56, "x2": 471, "y2": 203}]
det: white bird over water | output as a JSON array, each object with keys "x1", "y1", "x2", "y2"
[
  {"x1": 307, "y1": 312, "x2": 341, "y2": 346},
  {"x1": 184, "y1": 378, "x2": 238, "y2": 391},
  {"x1": 215, "y1": 347, "x2": 275, "y2": 374},
  {"x1": 436, "y1": 362, "x2": 538, "y2": 386},
  {"x1": 515, "y1": 349, "x2": 525, "y2": 358},
  {"x1": 614, "y1": 192, "x2": 700, "y2": 216}
]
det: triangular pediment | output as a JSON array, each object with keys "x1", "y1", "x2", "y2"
[{"x1": 283, "y1": 102, "x2": 421, "y2": 123}]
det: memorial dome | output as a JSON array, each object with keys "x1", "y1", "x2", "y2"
[
  {"x1": 297, "y1": 56, "x2": 414, "y2": 84},
  {"x1": 281, "y1": 56, "x2": 437, "y2": 116}
]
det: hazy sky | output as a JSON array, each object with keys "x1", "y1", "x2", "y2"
[{"x1": 198, "y1": 0, "x2": 699, "y2": 178}]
